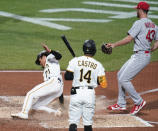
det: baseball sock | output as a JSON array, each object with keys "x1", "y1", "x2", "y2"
[
  {"x1": 84, "y1": 125, "x2": 92, "y2": 131},
  {"x1": 69, "y1": 124, "x2": 77, "y2": 131}
]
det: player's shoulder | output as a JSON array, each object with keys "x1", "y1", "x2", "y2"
[
  {"x1": 132, "y1": 18, "x2": 150, "y2": 28},
  {"x1": 46, "y1": 53, "x2": 55, "y2": 60},
  {"x1": 133, "y1": 19, "x2": 142, "y2": 25},
  {"x1": 89, "y1": 57, "x2": 103, "y2": 67},
  {"x1": 73, "y1": 55, "x2": 87, "y2": 60},
  {"x1": 89, "y1": 56, "x2": 100, "y2": 62},
  {"x1": 136, "y1": 18, "x2": 153, "y2": 24},
  {"x1": 69, "y1": 57, "x2": 79, "y2": 63}
]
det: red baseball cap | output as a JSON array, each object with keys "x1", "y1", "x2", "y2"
[{"x1": 135, "y1": 1, "x2": 150, "y2": 10}]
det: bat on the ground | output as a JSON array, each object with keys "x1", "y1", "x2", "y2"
[{"x1": 61, "y1": 35, "x2": 75, "y2": 57}]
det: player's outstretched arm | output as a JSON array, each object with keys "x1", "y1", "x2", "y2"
[
  {"x1": 41, "y1": 42, "x2": 62, "y2": 60},
  {"x1": 107, "y1": 35, "x2": 133, "y2": 48}
]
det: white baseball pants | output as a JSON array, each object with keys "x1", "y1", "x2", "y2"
[
  {"x1": 69, "y1": 88, "x2": 95, "y2": 126},
  {"x1": 21, "y1": 77, "x2": 63, "y2": 114}
]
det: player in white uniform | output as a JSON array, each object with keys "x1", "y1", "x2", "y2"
[
  {"x1": 11, "y1": 44, "x2": 63, "y2": 119},
  {"x1": 65, "y1": 40, "x2": 107, "y2": 131},
  {"x1": 107, "y1": 2, "x2": 158, "y2": 115}
]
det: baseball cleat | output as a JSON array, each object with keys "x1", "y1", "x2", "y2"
[
  {"x1": 130, "y1": 100, "x2": 146, "y2": 115},
  {"x1": 11, "y1": 112, "x2": 28, "y2": 119},
  {"x1": 55, "y1": 108, "x2": 62, "y2": 117},
  {"x1": 107, "y1": 104, "x2": 127, "y2": 111}
]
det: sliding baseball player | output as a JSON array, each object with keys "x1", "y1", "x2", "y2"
[{"x1": 11, "y1": 43, "x2": 63, "y2": 119}]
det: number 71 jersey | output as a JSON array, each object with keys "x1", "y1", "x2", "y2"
[
  {"x1": 43, "y1": 54, "x2": 61, "y2": 81},
  {"x1": 66, "y1": 56, "x2": 105, "y2": 88}
]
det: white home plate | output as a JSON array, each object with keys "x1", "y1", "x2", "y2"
[{"x1": 0, "y1": 96, "x2": 153, "y2": 128}]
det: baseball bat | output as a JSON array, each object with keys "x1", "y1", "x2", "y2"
[{"x1": 61, "y1": 35, "x2": 76, "y2": 57}]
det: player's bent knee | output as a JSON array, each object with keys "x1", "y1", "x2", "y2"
[
  {"x1": 84, "y1": 125, "x2": 92, "y2": 131},
  {"x1": 26, "y1": 92, "x2": 31, "y2": 98},
  {"x1": 26, "y1": 91, "x2": 36, "y2": 100},
  {"x1": 69, "y1": 124, "x2": 77, "y2": 131},
  {"x1": 118, "y1": 78, "x2": 131, "y2": 86}
]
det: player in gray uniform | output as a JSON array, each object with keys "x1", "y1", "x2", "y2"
[
  {"x1": 65, "y1": 40, "x2": 107, "y2": 131},
  {"x1": 106, "y1": 1, "x2": 158, "y2": 115}
]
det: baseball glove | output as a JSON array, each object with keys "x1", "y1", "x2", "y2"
[{"x1": 101, "y1": 44, "x2": 112, "y2": 54}]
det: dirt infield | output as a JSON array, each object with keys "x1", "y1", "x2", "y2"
[{"x1": 0, "y1": 61, "x2": 158, "y2": 131}]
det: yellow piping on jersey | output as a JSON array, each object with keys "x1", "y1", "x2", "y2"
[
  {"x1": 22, "y1": 79, "x2": 54, "y2": 114},
  {"x1": 98, "y1": 75, "x2": 107, "y2": 88}
]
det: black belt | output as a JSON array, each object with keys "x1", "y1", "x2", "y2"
[
  {"x1": 74, "y1": 86, "x2": 93, "y2": 89},
  {"x1": 134, "y1": 50, "x2": 150, "y2": 53}
]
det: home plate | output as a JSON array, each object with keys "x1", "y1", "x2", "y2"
[
  {"x1": 39, "y1": 114, "x2": 152, "y2": 128},
  {"x1": 0, "y1": 96, "x2": 153, "y2": 128}
]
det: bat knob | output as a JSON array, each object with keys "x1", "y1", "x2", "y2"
[{"x1": 61, "y1": 35, "x2": 65, "y2": 38}]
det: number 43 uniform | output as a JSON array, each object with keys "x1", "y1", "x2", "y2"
[
  {"x1": 115, "y1": 17, "x2": 158, "y2": 113},
  {"x1": 66, "y1": 55, "x2": 107, "y2": 126}
]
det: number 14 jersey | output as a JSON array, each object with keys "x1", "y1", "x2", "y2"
[{"x1": 66, "y1": 56, "x2": 105, "y2": 88}]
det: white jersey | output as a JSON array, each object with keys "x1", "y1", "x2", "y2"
[
  {"x1": 67, "y1": 56, "x2": 105, "y2": 88},
  {"x1": 128, "y1": 18, "x2": 158, "y2": 51},
  {"x1": 43, "y1": 54, "x2": 62, "y2": 81},
  {"x1": 19, "y1": 52, "x2": 63, "y2": 116}
]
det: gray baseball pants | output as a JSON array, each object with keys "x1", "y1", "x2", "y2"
[{"x1": 117, "y1": 51, "x2": 151, "y2": 107}]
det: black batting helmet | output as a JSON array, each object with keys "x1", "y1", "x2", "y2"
[
  {"x1": 83, "y1": 40, "x2": 96, "y2": 56},
  {"x1": 35, "y1": 50, "x2": 49, "y2": 65}
]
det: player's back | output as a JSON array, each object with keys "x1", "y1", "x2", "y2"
[
  {"x1": 71, "y1": 55, "x2": 104, "y2": 88},
  {"x1": 133, "y1": 18, "x2": 157, "y2": 51}
]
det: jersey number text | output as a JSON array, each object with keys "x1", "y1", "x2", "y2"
[
  {"x1": 146, "y1": 30, "x2": 155, "y2": 42},
  {"x1": 79, "y1": 69, "x2": 91, "y2": 83}
]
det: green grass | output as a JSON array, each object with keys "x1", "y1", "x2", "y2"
[{"x1": 0, "y1": 0, "x2": 158, "y2": 71}]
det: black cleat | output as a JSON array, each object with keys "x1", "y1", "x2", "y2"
[{"x1": 59, "y1": 93, "x2": 64, "y2": 104}]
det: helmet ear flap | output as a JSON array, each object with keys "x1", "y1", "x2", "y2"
[{"x1": 83, "y1": 40, "x2": 96, "y2": 56}]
